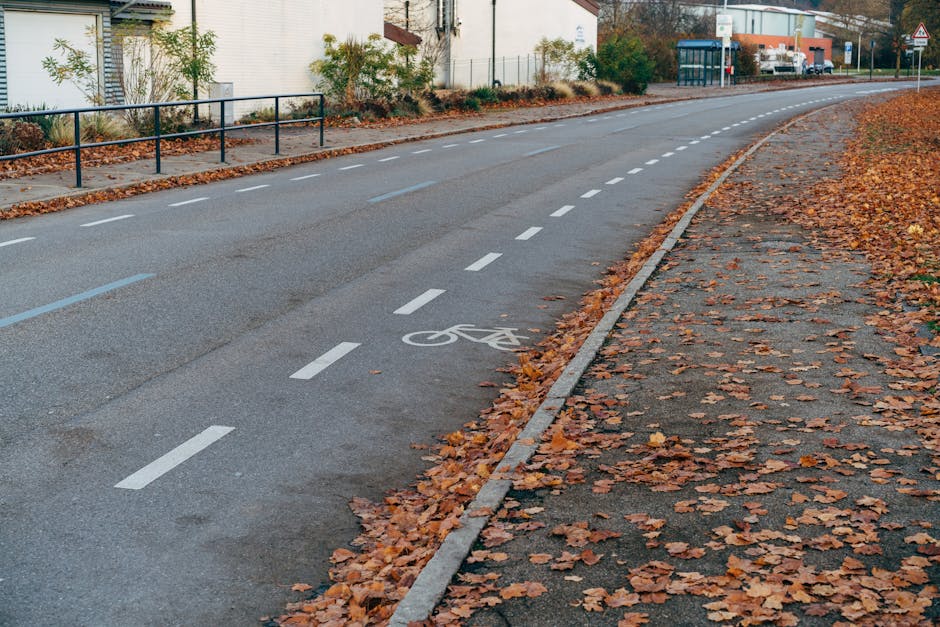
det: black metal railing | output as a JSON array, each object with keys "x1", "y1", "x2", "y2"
[{"x1": 0, "y1": 92, "x2": 325, "y2": 188}]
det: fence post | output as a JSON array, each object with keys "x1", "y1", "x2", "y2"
[
  {"x1": 274, "y1": 96, "x2": 281, "y2": 156},
  {"x1": 154, "y1": 106, "x2": 162, "y2": 174},
  {"x1": 219, "y1": 100, "x2": 226, "y2": 163},
  {"x1": 470, "y1": 59, "x2": 473, "y2": 88},
  {"x1": 73, "y1": 111, "x2": 82, "y2": 188},
  {"x1": 319, "y1": 94, "x2": 324, "y2": 147}
]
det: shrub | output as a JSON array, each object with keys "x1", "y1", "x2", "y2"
[
  {"x1": 534, "y1": 38, "x2": 590, "y2": 84},
  {"x1": 47, "y1": 115, "x2": 74, "y2": 147},
  {"x1": 581, "y1": 35, "x2": 654, "y2": 95},
  {"x1": 239, "y1": 107, "x2": 277, "y2": 124},
  {"x1": 462, "y1": 96, "x2": 481, "y2": 111},
  {"x1": 549, "y1": 81, "x2": 575, "y2": 99},
  {"x1": 80, "y1": 112, "x2": 129, "y2": 142},
  {"x1": 595, "y1": 80, "x2": 622, "y2": 95},
  {"x1": 470, "y1": 87, "x2": 500, "y2": 106},
  {"x1": 0, "y1": 121, "x2": 46, "y2": 154},
  {"x1": 2, "y1": 104, "x2": 58, "y2": 141},
  {"x1": 568, "y1": 80, "x2": 600, "y2": 97}
]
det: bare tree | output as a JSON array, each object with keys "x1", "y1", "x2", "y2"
[{"x1": 384, "y1": 1, "x2": 447, "y2": 75}]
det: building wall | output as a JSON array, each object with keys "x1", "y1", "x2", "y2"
[
  {"x1": 0, "y1": 0, "x2": 121, "y2": 110},
  {"x1": 169, "y1": 0, "x2": 384, "y2": 114},
  {"x1": 444, "y1": 0, "x2": 598, "y2": 88},
  {"x1": 689, "y1": 5, "x2": 816, "y2": 39}
]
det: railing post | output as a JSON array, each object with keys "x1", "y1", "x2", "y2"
[
  {"x1": 154, "y1": 105, "x2": 162, "y2": 174},
  {"x1": 219, "y1": 99, "x2": 226, "y2": 163},
  {"x1": 274, "y1": 96, "x2": 281, "y2": 155},
  {"x1": 319, "y1": 94, "x2": 324, "y2": 147},
  {"x1": 73, "y1": 111, "x2": 82, "y2": 188}
]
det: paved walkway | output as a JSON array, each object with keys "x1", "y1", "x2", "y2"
[{"x1": 0, "y1": 79, "x2": 861, "y2": 213}]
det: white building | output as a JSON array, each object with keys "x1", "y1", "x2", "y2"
[
  {"x1": 167, "y1": 0, "x2": 384, "y2": 112},
  {"x1": 387, "y1": 0, "x2": 599, "y2": 89}
]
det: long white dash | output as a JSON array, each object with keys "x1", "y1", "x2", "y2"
[
  {"x1": 443, "y1": 144, "x2": 459, "y2": 148},
  {"x1": 412, "y1": 149, "x2": 432, "y2": 154},
  {"x1": 676, "y1": 146, "x2": 688, "y2": 151},
  {"x1": 493, "y1": 133, "x2": 508, "y2": 138},
  {"x1": 339, "y1": 164, "x2": 364, "y2": 170},
  {"x1": 80, "y1": 214, "x2": 134, "y2": 227},
  {"x1": 114, "y1": 426, "x2": 234, "y2": 490},
  {"x1": 645, "y1": 159, "x2": 659, "y2": 165},
  {"x1": 0, "y1": 237, "x2": 36, "y2": 248},
  {"x1": 290, "y1": 342, "x2": 361, "y2": 380},
  {"x1": 628, "y1": 168, "x2": 643, "y2": 175},
  {"x1": 581, "y1": 189, "x2": 601, "y2": 198},
  {"x1": 465, "y1": 253, "x2": 502, "y2": 272},
  {"x1": 606, "y1": 177, "x2": 624, "y2": 185},
  {"x1": 394, "y1": 289, "x2": 446, "y2": 315},
  {"x1": 525, "y1": 145, "x2": 560, "y2": 157},
  {"x1": 236, "y1": 184, "x2": 269, "y2": 193},
  {"x1": 378, "y1": 156, "x2": 400, "y2": 162},
  {"x1": 290, "y1": 173, "x2": 321, "y2": 181},
  {"x1": 469, "y1": 139, "x2": 485, "y2": 144},
  {"x1": 661, "y1": 152, "x2": 674, "y2": 158},
  {"x1": 169, "y1": 197, "x2": 209, "y2": 207},
  {"x1": 551, "y1": 205, "x2": 575, "y2": 217},
  {"x1": 689, "y1": 140, "x2": 700, "y2": 145},
  {"x1": 368, "y1": 180, "x2": 436, "y2": 203},
  {"x1": 516, "y1": 227, "x2": 543, "y2": 241}
]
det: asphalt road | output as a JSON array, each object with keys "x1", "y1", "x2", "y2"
[{"x1": 0, "y1": 82, "x2": 909, "y2": 625}]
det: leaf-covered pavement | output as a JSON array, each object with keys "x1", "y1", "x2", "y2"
[{"x1": 276, "y1": 88, "x2": 939, "y2": 626}]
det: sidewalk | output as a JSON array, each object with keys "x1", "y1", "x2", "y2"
[
  {"x1": 0, "y1": 79, "x2": 859, "y2": 216},
  {"x1": 406, "y1": 95, "x2": 940, "y2": 624}
]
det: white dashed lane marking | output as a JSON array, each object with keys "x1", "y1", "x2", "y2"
[
  {"x1": 551, "y1": 205, "x2": 575, "y2": 217},
  {"x1": 114, "y1": 426, "x2": 235, "y2": 490},
  {"x1": 169, "y1": 197, "x2": 209, "y2": 207},
  {"x1": 394, "y1": 289, "x2": 446, "y2": 315},
  {"x1": 80, "y1": 215, "x2": 134, "y2": 227},
  {"x1": 581, "y1": 189, "x2": 601, "y2": 198},
  {"x1": 515, "y1": 227, "x2": 543, "y2": 241},
  {"x1": 0, "y1": 237, "x2": 36, "y2": 248},
  {"x1": 235, "y1": 185, "x2": 269, "y2": 193},
  {"x1": 290, "y1": 342, "x2": 361, "y2": 380},
  {"x1": 339, "y1": 164, "x2": 364, "y2": 170},
  {"x1": 465, "y1": 253, "x2": 502, "y2": 272},
  {"x1": 290, "y1": 173, "x2": 321, "y2": 181}
]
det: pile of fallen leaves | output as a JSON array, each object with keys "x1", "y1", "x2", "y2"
[{"x1": 0, "y1": 135, "x2": 254, "y2": 180}]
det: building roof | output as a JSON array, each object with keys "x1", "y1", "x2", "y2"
[
  {"x1": 572, "y1": 0, "x2": 600, "y2": 16},
  {"x1": 110, "y1": 0, "x2": 173, "y2": 20},
  {"x1": 384, "y1": 21, "x2": 422, "y2": 47},
  {"x1": 721, "y1": 4, "x2": 811, "y2": 17}
]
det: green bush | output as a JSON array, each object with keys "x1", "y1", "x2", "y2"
[
  {"x1": 2, "y1": 104, "x2": 58, "y2": 141},
  {"x1": 580, "y1": 35, "x2": 654, "y2": 95},
  {"x1": 462, "y1": 96, "x2": 481, "y2": 111},
  {"x1": 470, "y1": 87, "x2": 500, "y2": 106}
]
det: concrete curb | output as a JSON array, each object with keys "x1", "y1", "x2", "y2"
[{"x1": 388, "y1": 107, "x2": 827, "y2": 626}]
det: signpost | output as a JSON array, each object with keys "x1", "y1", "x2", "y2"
[
  {"x1": 716, "y1": 14, "x2": 733, "y2": 88},
  {"x1": 844, "y1": 41, "x2": 852, "y2": 66},
  {"x1": 913, "y1": 23, "x2": 930, "y2": 92}
]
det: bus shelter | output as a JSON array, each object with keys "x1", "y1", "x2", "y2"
[{"x1": 677, "y1": 40, "x2": 740, "y2": 86}]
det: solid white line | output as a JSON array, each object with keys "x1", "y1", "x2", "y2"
[
  {"x1": 80, "y1": 215, "x2": 134, "y2": 227},
  {"x1": 628, "y1": 168, "x2": 643, "y2": 175},
  {"x1": 645, "y1": 159, "x2": 659, "y2": 165},
  {"x1": 115, "y1": 426, "x2": 234, "y2": 490},
  {"x1": 465, "y1": 252, "x2": 502, "y2": 272},
  {"x1": 236, "y1": 184, "x2": 269, "y2": 193},
  {"x1": 290, "y1": 173, "x2": 321, "y2": 181},
  {"x1": 516, "y1": 227, "x2": 543, "y2": 241},
  {"x1": 412, "y1": 149, "x2": 432, "y2": 154},
  {"x1": 469, "y1": 139, "x2": 485, "y2": 144},
  {"x1": 169, "y1": 197, "x2": 209, "y2": 207},
  {"x1": 551, "y1": 205, "x2": 575, "y2": 217},
  {"x1": 378, "y1": 156, "x2": 400, "y2": 162},
  {"x1": 662, "y1": 152, "x2": 674, "y2": 158},
  {"x1": 0, "y1": 237, "x2": 36, "y2": 248},
  {"x1": 581, "y1": 189, "x2": 601, "y2": 198},
  {"x1": 290, "y1": 342, "x2": 361, "y2": 380},
  {"x1": 339, "y1": 164, "x2": 364, "y2": 170},
  {"x1": 606, "y1": 177, "x2": 624, "y2": 185},
  {"x1": 394, "y1": 289, "x2": 446, "y2": 315}
]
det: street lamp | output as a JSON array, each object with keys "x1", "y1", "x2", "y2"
[{"x1": 491, "y1": 0, "x2": 497, "y2": 87}]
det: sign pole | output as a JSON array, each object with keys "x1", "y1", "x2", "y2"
[{"x1": 918, "y1": 47, "x2": 923, "y2": 93}]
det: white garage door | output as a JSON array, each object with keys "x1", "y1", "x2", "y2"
[{"x1": 5, "y1": 10, "x2": 100, "y2": 109}]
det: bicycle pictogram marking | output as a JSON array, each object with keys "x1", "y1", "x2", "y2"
[{"x1": 402, "y1": 324, "x2": 528, "y2": 351}]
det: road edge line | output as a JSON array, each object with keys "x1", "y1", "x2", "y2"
[{"x1": 389, "y1": 111, "x2": 821, "y2": 625}]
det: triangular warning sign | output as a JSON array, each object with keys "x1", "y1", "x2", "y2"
[{"x1": 913, "y1": 23, "x2": 930, "y2": 40}]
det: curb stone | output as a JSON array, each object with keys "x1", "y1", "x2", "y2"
[{"x1": 388, "y1": 105, "x2": 833, "y2": 626}]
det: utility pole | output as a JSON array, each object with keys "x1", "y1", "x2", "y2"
[
  {"x1": 491, "y1": 0, "x2": 497, "y2": 87},
  {"x1": 191, "y1": 0, "x2": 199, "y2": 124}
]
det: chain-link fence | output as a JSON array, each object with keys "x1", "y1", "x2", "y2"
[{"x1": 446, "y1": 54, "x2": 551, "y2": 89}]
